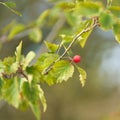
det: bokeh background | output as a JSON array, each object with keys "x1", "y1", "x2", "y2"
[{"x1": 0, "y1": 0, "x2": 120, "y2": 120}]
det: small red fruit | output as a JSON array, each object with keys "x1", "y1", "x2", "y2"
[{"x1": 73, "y1": 55, "x2": 81, "y2": 63}]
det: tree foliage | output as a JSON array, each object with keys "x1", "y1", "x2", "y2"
[{"x1": 0, "y1": 0, "x2": 120, "y2": 119}]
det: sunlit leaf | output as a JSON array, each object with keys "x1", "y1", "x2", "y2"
[
  {"x1": 15, "y1": 41, "x2": 23, "y2": 62},
  {"x1": 52, "y1": 60, "x2": 74, "y2": 83},
  {"x1": 8, "y1": 24, "x2": 25, "y2": 40},
  {"x1": 29, "y1": 28, "x2": 42, "y2": 43},
  {"x1": 37, "y1": 85, "x2": 47, "y2": 112},
  {"x1": 2, "y1": 77, "x2": 20, "y2": 108},
  {"x1": 77, "y1": 67, "x2": 87, "y2": 87},
  {"x1": 23, "y1": 51, "x2": 36, "y2": 70}
]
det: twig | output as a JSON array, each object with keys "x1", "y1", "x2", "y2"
[{"x1": 43, "y1": 17, "x2": 99, "y2": 75}]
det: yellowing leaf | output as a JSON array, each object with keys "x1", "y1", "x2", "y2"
[{"x1": 77, "y1": 67, "x2": 87, "y2": 87}]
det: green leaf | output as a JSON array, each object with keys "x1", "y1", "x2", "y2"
[
  {"x1": 15, "y1": 41, "x2": 23, "y2": 62},
  {"x1": 2, "y1": 77, "x2": 20, "y2": 108},
  {"x1": 77, "y1": 67, "x2": 87, "y2": 87},
  {"x1": 3, "y1": 57, "x2": 16, "y2": 74},
  {"x1": 0, "y1": 2, "x2": 22, "y2": 16},
  {"x1": 22, "y1": 82, "x2": 41, "y2": 120},
  {"x1": 76, "y1": 2, "x2": 102, "y2": 16},
  {"x1": 77, "y1": 19, "x2": 94, "y2": 48},
  {"x1": 108, "y1": 6, "x2": 120, "y2": 18},
  {"x1": 29, "y1": 28, "x2": 42, "y2": 43},
  {"x1": 57, "y1": 2, "x2": 75, "y2": 11},
  {"x1": 99, "y1": 11, "x2": 114, "y2": 30},
  {"x1": 23, "y1": 51, "x2": 36, "y2": 70},
  {"x1": 36, "y1": 53, "x2": 59, "y2": 72},
  {"x1": 44, "y1": 41, "x2": 58, "y2": 53},
  {"x1": 30, "y1": 102, "x2": 41, "y2": 120},
  {"x1": 51, "y1": 60, "x2": 74, "y2": 83},
  {"x1": 36, "y1": 9, "x2": 50, "y2": 26},
  {"x1": 8, "y1": 24, "x2": 25, "y2": 40},
  {"x1": 113, "y1": 22, "x2": 120, "y2": 43}
]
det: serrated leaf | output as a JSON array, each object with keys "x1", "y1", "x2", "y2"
[
  {"x1": 0, "y1": 2, "x2": 22, "y2": 16},
  {"x1": 52, "y1": 60, "x2": 74, "y2": 83},
  {"x1": 29, "y1": 28, "x2": 42, "y2": 43},
  {"x1": 2, "y1": 77, "x2": 20, "y2": 108},
  {"x1": 23, "y1": 51, "x2": 36, "y2": 70},
  {"x1": 37, "y1": 85, "x2": 47, "y2": 112},
  {"x1": 15, "y1": 41, "x2": 22, "y2": 62},
  {"x1": 77, "y1": 67, "x2": 87, "y2": 87},
  {"x1": 44, "y1": 41, "x2": 58, "y2": 53},
  {"x1": 8, "y1": 24, "x2": 25, "y2": 40}
]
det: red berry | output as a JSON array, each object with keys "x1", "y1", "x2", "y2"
[{"x1": 73, "y1": 55, "x2": 81, "y2": 63}]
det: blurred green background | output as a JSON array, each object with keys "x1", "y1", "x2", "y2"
[{"x1": 0, "y1": 0, "x2": 120, "y2": 120}]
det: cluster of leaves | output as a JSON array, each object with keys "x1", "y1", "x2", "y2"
[{"x1": 0, "y1": 0, "x2": 120, "y2": 120}]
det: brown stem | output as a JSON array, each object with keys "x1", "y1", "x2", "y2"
[{"x1": 43, "y1": 17, "x2": 99, "y2": 75}]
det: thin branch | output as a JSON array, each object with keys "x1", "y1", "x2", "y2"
[{"x1": 43, "y1": 17, "x2": 99, "y2": 75}]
